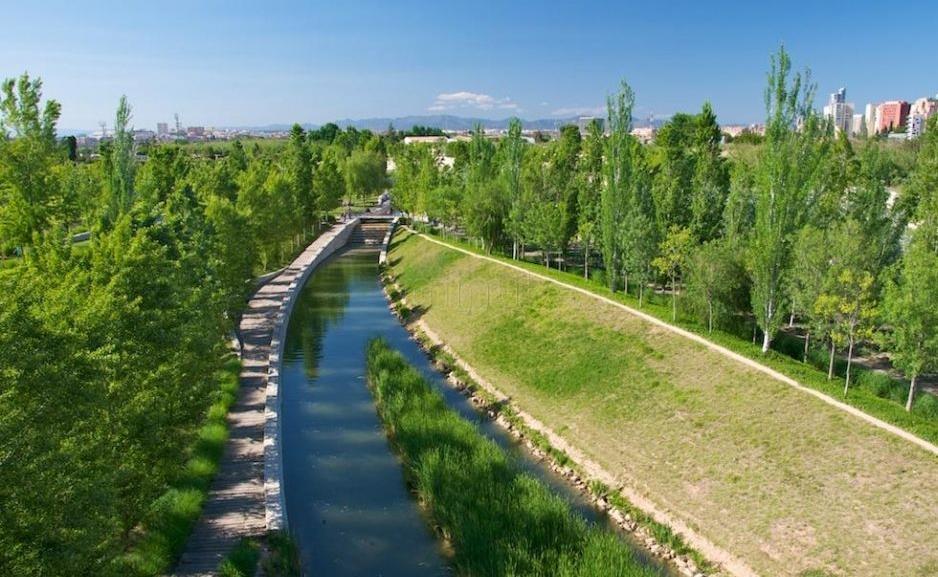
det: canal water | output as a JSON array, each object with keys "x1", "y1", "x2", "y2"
[{"x1": 280, "y1": 248, "x2": 674, "y2": 576}]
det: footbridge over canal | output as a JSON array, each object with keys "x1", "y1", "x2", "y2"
[{"x1": 173, "y1": 215, "x2": 397, "y2": 577}]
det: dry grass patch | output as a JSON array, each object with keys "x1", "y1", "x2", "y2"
[{"x1": 389, "y1": 230, "x2": 938, "y2": 577}]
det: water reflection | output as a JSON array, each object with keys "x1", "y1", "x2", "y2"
[{"x1": 281, "y1": 248, "x2": 674, "y2": 577}]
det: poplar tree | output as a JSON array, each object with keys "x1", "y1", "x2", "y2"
[
  {"x1": 576, "y1": 119, "x2": 604, "y2": 278},
  {"x1": 600, "y1": 80, "x2": 635, "y2": 289},
  {"x1": 748, "y1": 47, "x2": 827, "y2": 353}
]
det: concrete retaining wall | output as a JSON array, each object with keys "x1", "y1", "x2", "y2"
[
  {"x1": 378, "y1": 216, "x2": 400, "y2": 266},
  {"x1": 264, "y1": 218, "x2": 359, "y2": 531}
]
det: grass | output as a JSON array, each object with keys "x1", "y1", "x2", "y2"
[
  {"x1": 111, "y1": 356, "x2": 241, "y2": 576},
  {"x1": 219, "y1": 538, "x2": 261, "y2": 577},
  {"x1": 366, "y1": 338, "x2": 660, "y2": 577},
  {"x1": 217, "y1": 530, "x2": 300, "y2": 577},
  {"x1": 409, "y1": 223, "x2": 938, "y2": 442},
  {"x1": 388, "y1": 228, "x2": 938, "y2": 577}
]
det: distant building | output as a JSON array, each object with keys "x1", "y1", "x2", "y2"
[
  {"x1": 156, "y1": 122, "x2": 169, "y2": 135},
  {"x1": 875, "y1": 101, "x2": 910, "y2": 133},
  {"x1": 851, "y1": 114, "x2": 865, "y2": 135},
  {"x1": 402, "y1": 135, "x2": 447, "y2": 145},
  {"x1": 132, "y1": 129, "x2": 155, "y2": 143},
  {"x1": 822, "y1": 88, "x2": 854, "y2": 134},
  {"x1": 186, "y1": 126, "x2": 205, "y2": 137},
  {"x1": 630, "y1": 126, "x2": 656, "y2": 143},
  {"x1": 907, "y1": 114, "x2": 926, "y2": 140},
  {"x1": 907, "y1": 96, "x2": 938, "y2": 139},
  {"x1": 864, "y1": 103, "x2": 877, "y2": 136}
]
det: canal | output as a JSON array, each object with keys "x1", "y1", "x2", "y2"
[{"x1": 280, "y1": 247, "x2": 674, "y2": 576}]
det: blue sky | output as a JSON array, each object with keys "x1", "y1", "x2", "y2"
[{"x1": 3, "y1": 1, "x2": 935, "y2": 130}]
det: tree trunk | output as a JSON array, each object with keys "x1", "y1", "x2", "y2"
[
  {"x1": 789, "y1": 312, "x2": 795, "y2": 328},
  {"x1": 803, "y1": 331, "x2": 810, "y2": 363},
  {"x1": 906, "y1": 374, "x2": 917, "y2": 412},
  {"x1": 707, "y1": 299, "x2": 713, "y2": 334},
  {"x1": 584, "y1": 243, "x2": 590, "y2": 279},
  {"x1": 844, "y1": 338, "x2": 855, "y2": 396},
  {"x1": 828, "y1": 341, "x2": 836, "y2": 380},
  {"x1": 513, "y1": 240, "x2": 518, "y2": 260},
  {"x1": 671, "y1": 274, "x2": 677, "y2": 322},
  {"x1": 638, "y1": 284, "x2": 644, "y2": 307},
  {"x1": 761, "y1": 330, "x2": 771, "y2": 353},
  {"x1": 752, "y1": 324, "x2": 757, "y2": 344},
  {"x1": 624, "y1": 272, "x2": 629, "y2": 296}
]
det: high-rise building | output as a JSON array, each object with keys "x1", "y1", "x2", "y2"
[
  {"x1": 851, "y1": 114, "x2": 865, "y2": 136},
  {"x1": 156, "y1": 122, "x2": 169, "y2": 135},
  {"x1": 875, "y1": 100, "x2": 910, "y2": 133},
  {"x1": 907, "y1": 96, "x2": 938, "y2": 140},
  {"x1": 822, "y1": 88, "x2": 853, "y2": 134},
  {"x1": 864, "y1": 103, "x2": 877, "y2": 136}
]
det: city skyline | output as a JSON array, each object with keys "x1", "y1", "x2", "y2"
[{"x1": 3, "y1": 1, "x2": 937, "y2": 131}]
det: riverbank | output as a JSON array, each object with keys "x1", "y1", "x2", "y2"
[
  {"x1": 366, "y1": 338, "x2": 663, "y2": 577},
  {"x1": 381, "y1": 266, "x2": 716, "y2": 577},
  {"x1": 385, "y1": 227, "x2": 938, "y2": 577}
]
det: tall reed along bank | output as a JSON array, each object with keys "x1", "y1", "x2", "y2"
[
  {"x1": 366, "y1": 339, "x2": 663, "y2": 577},
  {"x1": 384, "y1": 227, "x2": 938, "y2": 577}
]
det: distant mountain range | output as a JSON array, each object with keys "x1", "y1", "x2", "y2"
[{"x1": 62, "y1": 114, "x2": 668, "y2": 136}]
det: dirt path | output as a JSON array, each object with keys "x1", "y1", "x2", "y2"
[{"x1": 406, "y1": 228, "x2": 938, "y2": 458}]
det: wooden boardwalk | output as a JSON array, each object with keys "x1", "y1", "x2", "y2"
[{"x1": 172, "y1": 275, "x2": 286, "y2": 575}]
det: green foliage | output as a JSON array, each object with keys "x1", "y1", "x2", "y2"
[
  {"x1": 218, "y1": 538, "x2": 261, "y2": 577},
  {"x1": 0, "y1": 76, "x2": 388, "y2": 576},
  {"x1": 366, "y1": 338, "x2": 658, "y2": 577},
  {"x1": 748, "y1": 46, "x2": 828, "y2": 352}
]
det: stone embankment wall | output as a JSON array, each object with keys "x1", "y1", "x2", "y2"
[{"x1": 264, "y1": 218, "x2": 359, "y2": 531}]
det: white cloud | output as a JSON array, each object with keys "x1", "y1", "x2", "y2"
[
  {"x1": 429, "y1": 91, "x2": 519, "y2": 112},
  {"x1": 550, "y1": 105, "x2": 606, "y2": 117}
]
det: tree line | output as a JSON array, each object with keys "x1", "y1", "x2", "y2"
[
  {"x1": 390, "y1": 47, "x2": 937, "y2": 416},
  {"x1": 0, "y1": 74, "x2": 388, "y2": 575}
]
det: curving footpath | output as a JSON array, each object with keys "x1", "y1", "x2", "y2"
[{"x1": 173, "y1": 219, "x2": 359, "y2": 576}]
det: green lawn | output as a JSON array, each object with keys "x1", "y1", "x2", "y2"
[{"x1": 389, "y1": 229, "x2": 938, "y2": 577}]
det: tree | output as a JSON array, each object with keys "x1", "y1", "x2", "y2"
[
  {"x1": 882, "y1": 115, "x2": 938, "y2": 410},
  {"x1": 689, "y1": 102, "x2": 730, "y2": 241},
  {"x1": 686, "y1": 240, "x2": 738, "y2": 333},
  {"x1": 814, "y1": 220, "x2": 878, "y2": 393},
  {"x1": 577, "y1": 119, "x2": 604, "y2": 279},
  {"x1": 462, "y1": 125, "x2": 505, "y2": 252},
  {"x1": 0, "y1": 73, "x2": 63, "y2": 249},
  {"x1": 651, "y1": 113, "x2": 696, "y2": 235},
  {"x1": 787, "y1": 226, "x2": 830, "y2": 360},
  {"x1": 344, "y1": 149, "x2": 387, "y2": 210},
  {"x1": 103, "y1": 96, "x2": 136, "y2": 225},
  {"x1": 653, "y1": 225, "x2": 694, "y2": 321},
  {"x1": 287, "y1": 123, "x2": 315, "y2": 230},
  {"x1": 883, "y1": 241, "x2": 938, "y2": 411},
  {"x1": 747, "y1": 46, "x2": 827, "y2": 353},
  {"x1": 499, "y1": 118, "x2": 526, "y2": 259},
  {"x1": 600, "y1": 80, "x2": 636, "y2": 289},
  {"x1": 553, "y1": 124, "x2": 582, "y2": 255},
  {"x1": 313, "y1": 147, "x2": 345, "y2": 221}
]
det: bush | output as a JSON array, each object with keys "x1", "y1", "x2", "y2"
[{"x1": 913, "y1": 393, "x2": 938, "y2": 420}]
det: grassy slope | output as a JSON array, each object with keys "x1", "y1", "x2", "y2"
[{"x1": 389, "y1": 229, "x2": 938, "y2": 577}]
